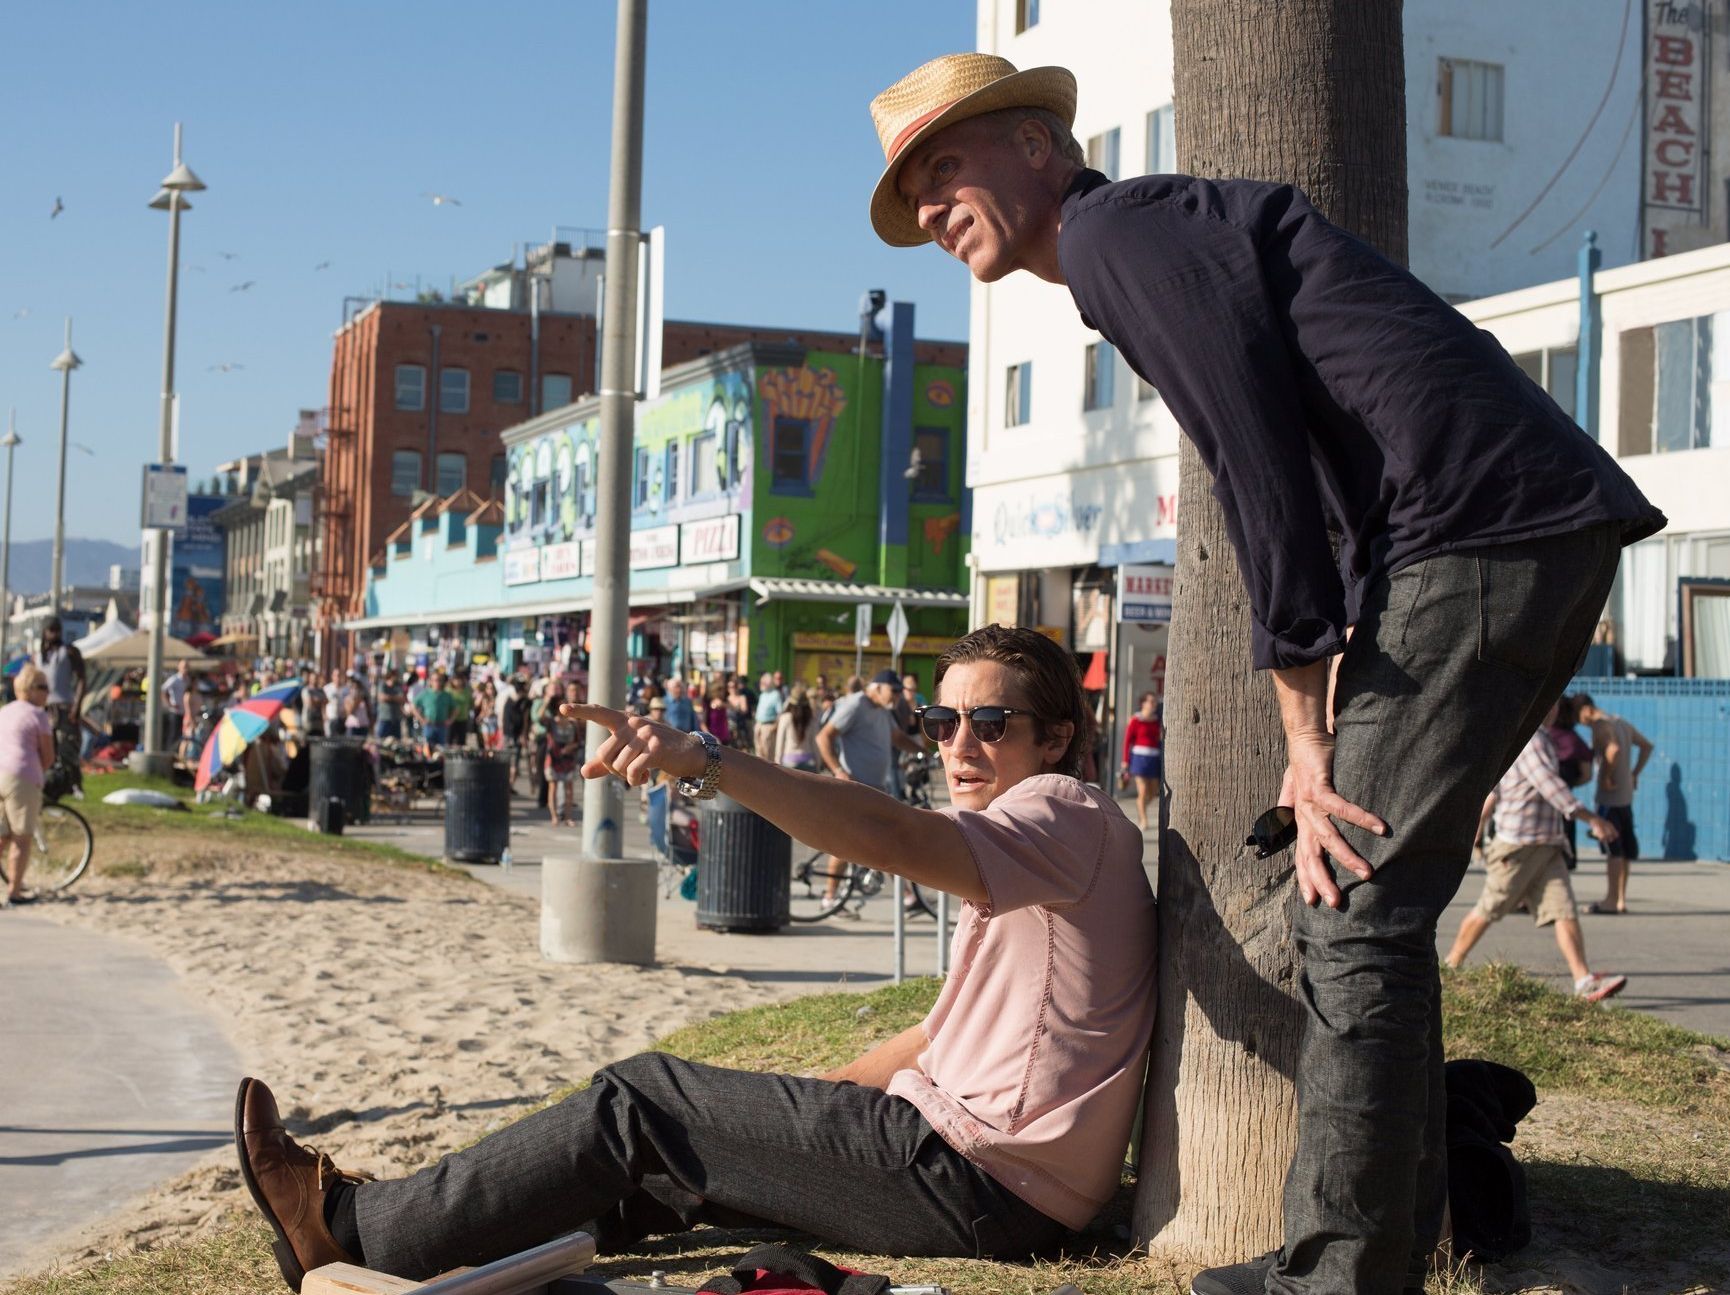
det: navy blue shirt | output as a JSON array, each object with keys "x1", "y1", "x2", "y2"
[{"x1": 1058, "y1": 170, "x2": 1666, "y2": 670}]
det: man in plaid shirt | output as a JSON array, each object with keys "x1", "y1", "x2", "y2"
[{"x1": 1444, "y1": 701, "x2": 1629, "y2": 1002}]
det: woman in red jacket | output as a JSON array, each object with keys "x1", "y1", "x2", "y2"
[{"x1": 1120, "y1": 691, "x2": 1162, "y2": 830}]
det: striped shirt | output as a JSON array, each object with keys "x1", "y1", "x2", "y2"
[{"x1": 1491, "y1": 727, "x2": 1587, "y2": 846}]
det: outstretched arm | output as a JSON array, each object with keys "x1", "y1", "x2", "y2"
[{"x1": 565, "y1": 703, "x2": 985, "y2": 902}]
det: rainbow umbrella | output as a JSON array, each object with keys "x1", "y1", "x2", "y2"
[{"x1": 193, "y1": 679, "x2": 304, "y2": 791}]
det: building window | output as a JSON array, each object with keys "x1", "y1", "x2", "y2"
[
  {"x1": 1438, "y1": 58, "x2": 1504, "y2": 142},
  {"x1": 394, "y1": 364, "x2": 426, "y2": 411},
  {"x1": 1147, "y1": 104, "x2": 1176, "y2": 173},
  {"x1": 438, "y1": 367, "x2": 470, "y2": 414},
  {"x1": 490, "y1": 454, "x2": 507, "y2": 496},
  {"x1": 542, "y1": 373, "x2": 573, "y2": 409},
  {"x1": 1619, "y1": 314, "x2": 1730, "y2": 455},
  {"x1": 390, "y1": 450, "x2": 422, "y2": 497},
  {"x1": 771, "y1": 417, "x2": 813, "y2": 493},
  {"x1": 1084, "y1": 342, "x2": 1116, "y2": 411},
  {"x1": 691, "y1": 432, "x2": 718, "y2": 496},
  {"x1": 492, "y1": 369, "x2": 523, "y2": 404},
  {"x1": 663, "y1": 441, "x2": 680, "y2": 505},
  {"x1": 1005, "y1": 362, "x2": 1033, "y2": 427},
  {"x1": 1512, "y1": 345, "x2": 1578, "y2": 421},
  {"x1": 633, "y1": 446, "x2": 652, "y2": 509},
  {"x1": 1015, "y1": 0, "x2": 1038, "y2": 33},
  {"x1": 912, "y1": 426, "x2": 950, "y2": 500},
  {"x1": 436, "y1": 452, "x2": 466, "y2": 495},
  {"x1": 1086, "y1": 127, "x2": 1121, "y2": 180}
]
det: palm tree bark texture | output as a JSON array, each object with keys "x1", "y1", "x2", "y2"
[{"x1": 1134, "y1": 0, "x2": 1408, "y2": 1264}]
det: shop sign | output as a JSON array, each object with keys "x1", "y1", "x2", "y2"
[
  {"x1": 792, "y1": 631, "x2": 953, "y2": 656},
  {"x1": 541, "y1": 541, "x2": 582, "y2": 582},
  {"x1": 504, "y1": 546, "x2": 540, "y2": 586},
  {"x1": 630, "y1": 524, "x2": 680, "y2": 570},
  {"x1": 681, "y1": 513, "x2": 740, "y2": 563},
  {"x1": 1119, "y1": 563, "x2": 1175, "y2": 623},
  {"x1": 1644, "y1": 4, "x2": 1711, "y2": 256},
  {"x1": 984, "y1": 574, "x2": 1019, "y2": 626}
]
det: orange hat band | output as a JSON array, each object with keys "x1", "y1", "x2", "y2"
[{"x1": 887, "y1": 98, "x2": 963, "y2": 162}]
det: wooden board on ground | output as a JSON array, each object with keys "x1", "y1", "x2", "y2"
[{"x1": 304, "y1": 1264, "x2": 473, "y2": 1294}]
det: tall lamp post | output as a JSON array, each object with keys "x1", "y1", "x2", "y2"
[
  {"x1": 49, "y1": 317, "x2": 83, "y2": 614},
  {"x1": 138, "y1": 124, "x2": 205, "y2": 775},
  {"x1": 0, "y1": 413, "x2": 19, "y2": 665}
]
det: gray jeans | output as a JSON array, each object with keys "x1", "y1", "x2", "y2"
[
  {"x1": 1272, "y1": 524, "x2": 1621, "y2": 1295},
  {"x1": 354, "y1": 1052, "x2": 1065, "y2": 1279}
]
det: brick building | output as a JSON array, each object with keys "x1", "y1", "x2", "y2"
[{"x1": 314, "y1": 239, "x2": 963, "y2": 665}]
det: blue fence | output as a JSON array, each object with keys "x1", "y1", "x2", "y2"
[{"x1": 1565, "y1": 677, "x2": 1730, "y2": 862}]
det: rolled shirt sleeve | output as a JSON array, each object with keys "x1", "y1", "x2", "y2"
[
  {"x1": 1061, "y1": 191, "x2": 1347, "y2": 669},
  {"x1": 940, "y1": 774, "x2": 1108, "y2": 916}
]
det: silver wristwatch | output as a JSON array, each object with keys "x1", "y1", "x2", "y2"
[{"x1": 676, "y1": 730, "x2": 724, "y2": 800}]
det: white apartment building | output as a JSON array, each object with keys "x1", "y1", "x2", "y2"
[{"x1": 965, "y1": 0, "x2": 1718, "y2": 752}]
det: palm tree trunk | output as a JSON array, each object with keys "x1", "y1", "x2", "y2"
[{"x1": 1134, "y1": 0, "x2": 1408, "y2": 1264}]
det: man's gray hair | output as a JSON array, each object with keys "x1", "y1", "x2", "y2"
[{"x1": 980, "y1": 105, "x2": 1087, "y2": 167}]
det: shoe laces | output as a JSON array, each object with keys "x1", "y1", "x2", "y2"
[{"x1": 313, "y1": 1148, "x2": 376, "y2": 1190}]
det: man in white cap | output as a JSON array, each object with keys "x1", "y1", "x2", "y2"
[{"x1": 865, "y1": 52, "x2": 1665, "y2": 1295}]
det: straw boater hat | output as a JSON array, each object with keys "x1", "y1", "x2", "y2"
[{"x1": 869, "y1": 53, "x2": 1077, "y2": 248}]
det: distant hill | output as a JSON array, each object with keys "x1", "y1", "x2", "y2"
[{"x1": 3, "y1": 539, "x2": 142, "y2": 594}]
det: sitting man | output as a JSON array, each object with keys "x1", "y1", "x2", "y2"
[{"x1": 236, "y1": 625, "x2": 1156, "y2": 1290}]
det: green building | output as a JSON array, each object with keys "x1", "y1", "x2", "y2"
[{"x1": 356, "y1": 307, "x2": 970, "y2": 692}]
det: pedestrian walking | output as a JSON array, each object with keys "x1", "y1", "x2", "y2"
[
  {"x1": 0, "y1": 664, "x2": 56, "y2": 907},
  {"x1": 753, "y1": 671, "x2": 784, "y2": 759},
  {"x1": 866, "y1": 52, "x2": 1665, "y2": 1295},
  {"x1": 1444, "y1": 701, "x2": 1628, "y2": 1003},
  {"x1": 1120, "y1": 692, "x2": 1162, "y2": 831},
  {"x1": 772, "y1": 685, "x2": 819, "y2": 770}
]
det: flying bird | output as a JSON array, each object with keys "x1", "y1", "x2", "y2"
[
  {"x1": 50, "y1": 196, "x2": 64, "y2": 219},
  {"x1": 218, "y1": 250, "x2": 240, "y2": 261},
  {"x1": 422, "y1": 192, "x2": 462, "y2": 207},
  {"x1": 71, "y1": 441, "x2": 96, "y2": 456},
  {"x1": 11, "y1": 307, "x2": 27, "y2": 320},
  {"x1": 208, "y1": 362, "x2": 245, "y2": 373},
  {"x1": 229, "y1": 280, "x2": 256, "y2": 293},
  {"x1": 313, "y1": 260, "x2": 332, "y2": 271}
]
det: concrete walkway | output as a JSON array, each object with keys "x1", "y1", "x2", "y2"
[
  {"x1": 346, "y1": 793, "x2": 1730, "y2": 1039},
  {"x1": 0, "y1": 914, "x2": 242, "y2": 1279}
]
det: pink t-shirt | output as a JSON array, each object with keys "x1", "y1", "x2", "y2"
[
  {"x1": 886, "y1": 774, "x2": 1157, "y2": 1230},
  {"x1": 0, "y1": 700, "x2": 53, "y2": 786}
]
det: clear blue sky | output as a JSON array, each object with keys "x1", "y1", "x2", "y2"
[{"x1": 0, "y1": 1, "x2": 975, "y2": 545}]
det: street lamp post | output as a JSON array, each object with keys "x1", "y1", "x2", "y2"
[
  {"x1": 137, "y1": 124, "x2": 205, "y2": 775},
  {"x1": 49, "y1": 317, "x2": 83, "y2": 615},
  {"x1": 0, "y1": 413, "x2": 19, "y2": 665}
]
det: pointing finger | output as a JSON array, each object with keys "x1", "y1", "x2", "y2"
[{"x1": 561, "y1": 701, "x2": 629, "y2": 731}]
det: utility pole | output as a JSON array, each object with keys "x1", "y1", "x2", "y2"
[
  {"x1": 49, "y1": 318, "x2": 83, "y2": 614},
  {"x1": 0, "y1": 413, "x2": 20, "y2": 664},
  {"x1": 543, "y1": 0, "x2": 650, "y2": 963}
]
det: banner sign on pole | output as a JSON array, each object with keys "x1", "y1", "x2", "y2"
[{"x1": 142, "y1": 464, "x2": 188, "y2": 530}]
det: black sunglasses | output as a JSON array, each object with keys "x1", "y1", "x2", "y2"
[
  {"x1": 1246, "y1": 805, "x2": 1298, "y2": 860},
  {"x1": 915, "y1": 704, "x2": 1032, "y2": 744}
]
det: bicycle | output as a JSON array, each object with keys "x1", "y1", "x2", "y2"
[
  {"x1": 0, "y1": 798, "x2": 95, "y2": 896},
  {"x1": 787, "y1": 850, "x2": 940, "y2": 923}
]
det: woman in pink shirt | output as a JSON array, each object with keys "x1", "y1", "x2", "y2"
[
  {"x1": 1, "y1": 664, "x2": 58, "y2": 906},
  {"x1": 235, "y1": 625, "x2": 1157, "y2": 1288}
]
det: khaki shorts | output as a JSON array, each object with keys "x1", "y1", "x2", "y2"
[
  {"x1": 1474, "y1": 840, "x2": 1578, "y2": 926},
  {"x1": 0, "y1": 775, "x2": 43, "y2": 841}
]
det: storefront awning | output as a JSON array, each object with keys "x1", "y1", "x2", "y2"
[
  {"x1": 747, "y1": 578, "x2": 968, "y2": 609},
  {"x1": 341, "y1": 578, "x2": 752, "y2": 633}
]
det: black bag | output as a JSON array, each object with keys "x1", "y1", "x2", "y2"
[
  {"x1": 42, "y1": 759, "x2": 78, "y2": 804},
  {"x1": 698, "y1": 1246, "x2": 890, "y2": 1295}
]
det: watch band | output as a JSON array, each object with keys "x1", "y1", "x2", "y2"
[{"x1": 676, "y1": 730, "x2": 724, "y2": 800}]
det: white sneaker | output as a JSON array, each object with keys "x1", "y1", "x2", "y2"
[{"x1": 1575, "y1": 973, "x2": 1628, "y2": 1003}]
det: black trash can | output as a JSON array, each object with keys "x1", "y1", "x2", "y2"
[
  {"x1": 444, "y1": 750, "x2": 511, "y2": 864},
  {"x1": 309, "y1": 738, "x2": 371, "y2": 831},
  {"x1": 696, "y1": 792, "x2": 790, "y2": 932}
]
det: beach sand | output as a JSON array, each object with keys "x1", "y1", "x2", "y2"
[{"x1": 13, "y1": 829, "x2": 785, "y2": 1279}]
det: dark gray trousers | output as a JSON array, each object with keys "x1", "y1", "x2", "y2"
[
  {"x1": 1271, "y1": 524, "x2": 1622, "y2": 1295},
  {"x1": 354, "y1": 1052, "x2": 1066, "y2": 1280}
]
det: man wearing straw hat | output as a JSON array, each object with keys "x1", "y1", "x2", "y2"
[{"x1": 866, "y1": 52, "x2": 1664, "y2": 1295}]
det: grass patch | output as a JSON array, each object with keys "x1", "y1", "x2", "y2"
[
  {"x1": 75, "y1": 772, "x2": 465, "y2": 877},
  {"x1": 6, "y1": 969, "x2": 1725, "y2": 1295}
]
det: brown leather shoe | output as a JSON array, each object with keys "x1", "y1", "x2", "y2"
[{"x1": 234, "y1": 1077, "x2": 372, "y2": 1292}]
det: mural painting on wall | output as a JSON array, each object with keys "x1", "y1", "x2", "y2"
[
  {"x1": 502, "y1": 368, "x2": 754, "y2": 557},
  {"x1": 756, "y1": 365, "x2": 867, "y2": 583},
  {"x1": 923, "y1": 512, "x2": 961, "y2": 556}
]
